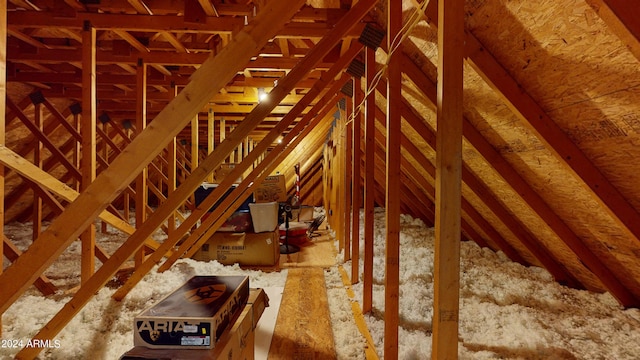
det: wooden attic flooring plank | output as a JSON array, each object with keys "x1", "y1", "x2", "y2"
[
  {"x1": 278, "y1": 230, "x2": 337, "y2": 268},
  {"x1": 268, "y1": 266, "x2": 337, "y2": 360}
]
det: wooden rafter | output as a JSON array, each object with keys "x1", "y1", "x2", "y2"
[
  {"x1": 174, "y1": 77, "x2": 349, "y2": 267},
  {"x1": 117, "y1": 11, "x2": 369, "y2": 294},
  {"x1": 3, "y1": 236, "x2": 57, "y2": 296},
  {"x1": 586, "y1": 0, "x2": 640, "y2": 62},
  {"x1": 113, "y1": 29, "x2": 149, "y2": 53},
  {"x1": 197, "y1": 0, "x2": 219, "y2": 17},
  {"x1": 127, "y1": 0, "x2": 153, "y2": 15},
  {"x1": 0, "y1": 146, "x2": 161, "y2": 250},
  {"x1": 417, "y1": 0, "x2": 640, "y2": 307},
  {"x1": 4, "y1": 2, "x2": 309, "y2": 357}
]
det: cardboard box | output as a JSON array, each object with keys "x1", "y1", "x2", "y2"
[
  {"x1": 192, "y1": 231, "x2": 280, "y2": 266},
  {"x1": 195, "y1": 183, "x2": 253, "y2": 213},
  {"x1": 254, "y1": 174, "x2": 287, "y2": 203},
  {"x1": 214, "y1": 288, "x2": 268, "y2": 360},
  {"x1": 121, "y1": 288, "x2": 268, "y2": 360},
  {"x1": 133, "y1": 276, "x2": 249, "y2": 349},
  {"x1": 203, "y1": 210, "x2": 253, "y2": 232}
]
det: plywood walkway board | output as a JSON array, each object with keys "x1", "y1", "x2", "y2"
[
  {"x1": 268, "y1": 267, "x2": 336, "y2": 360},
  {"x1": 279, "y1": 231, "x2": 337, "y2": 269},
  {"x1": 7, "y1": 3, "x2": 308, "y2": 358}
]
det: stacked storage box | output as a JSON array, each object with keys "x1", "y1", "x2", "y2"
[
  {"x1": 121, "y1": 276, "x2": 269, "y2": 360},
  {"x1": 192, "y1": 177, "x2": 284, "y2": 267}
]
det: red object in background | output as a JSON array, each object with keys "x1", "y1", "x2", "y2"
[{"x1": 279, "y1": 221, "x2": 308, "y2": 239}]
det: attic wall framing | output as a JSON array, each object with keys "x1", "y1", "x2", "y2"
[
  {"x1": 0, "y1": 0, "x2": 5, "y2": 337},
  {"x1": 1, "y1": 0, "x2": 640, "y2": 359},
  {"x1": 0, "y1": 2, "x2": 309, "y2": 358}
]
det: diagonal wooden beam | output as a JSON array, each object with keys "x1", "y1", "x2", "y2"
[
  {"x1": 4, "y1": 137, "x2": 77, "y2": 221},
  {"x1": 176, "y1": 88, "x2": 344, "y2": 265},
  {"x1": 0, "y1": 146, "x2": 161, "y2": 250},
  {"x1": 118, "y1": 0, "x2": 373, "y2": 282},
  {"x1": 7, "y1": 98, "x2": 82, "y2": 181},
  {"x1": 399, "y1": 55, "x2": 583, "y2": 287},
  {"x1": 465, "y1": 32, "x2": 640, "y2": 248},
  {"x1": 127, "y1": 0, "x2": 153, "y2": 15},
  {"x1": 113, "y1": 29, "x2": 149, "y2": 53},
  {"x1": 120, "y1": 37, "x2": 366, "y2": 293},
  {"x1": 197, "y1": 0, "x2": 219, "y2": 17},
  {"x1": 585, "y1": 0, "x2": 640, "y2": 62},
  {"x1": 6, "y1": 3, "x2": 308, "y2": 357},
  {"x1": 7, "y1": 28, "x2": 49, "y2": 49},
  {"x1": 417, "y1": 2, "x2": 640, "y2": 307},
  {"x1": 3, "y1": 235, "x2": 57, "y2": 296},
  {"x1": 42, "y1": 98, "x2": 82, "y2": 142},
  {"x1": 161, "y1": 31, "x2": 189, "y2": 53}
]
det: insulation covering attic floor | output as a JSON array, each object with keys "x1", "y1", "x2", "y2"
[{"x1": 3, "y1": 210, "x2": 640, "y2": 359}]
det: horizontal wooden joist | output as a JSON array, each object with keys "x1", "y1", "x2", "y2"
[
  {"x1": 8, "y1": 71, "x2": 319, "y2": 89},
  {"x1": 7, "y1": 46, "x2": 338, "y2": 68},
  {"x1": 40, "y1": 87, "x2": 316, "y2": 105},
  {"x1": 9, "y1": 0, "x2": 347, "y2": 24},
  {"x1": 8, "y1": 11, "x2": 362, "y2": 38},
  {"x1": 96, "y1": 101, "x2": 313, "y2": 116}
]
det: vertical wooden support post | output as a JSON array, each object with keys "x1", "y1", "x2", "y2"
[
  {"x1": 134, "y1": 58, "x2": 147, "y2": 267},
  {"x1": 80, "y1": 21, "x2": 97, "y2": 284},
  {"x1": 191, "y1": 114, "x2": 199, "y2": 170},
  {"x1": 432, "y1": 0, "x2": 464, "y2": 357},
  {"x1": 190, "y1": 113, "x2": 199, "y2": 208},
  {"x1": 333, "y1": 112, "x2": 341, "y2": 249},
  {"x1": 73, "y1": 112, "x2": 81, "y2": 191},
  {"x1": 343, "y1": 97, "x2": 353, "y2": 260},
  {"x1": 101, "y1": 121, "x2": 109, "y2": 233},
  {"x1": 243, "y1": 137, "x2": 251, "y2": 179},
  {"x1": 351, "y1": 78, "x2": 362, "y2": 284},
  {"x1": 363, "y1": 46, "x2": 375, "y2": 313},
  {"x1": 251, "y1": 139, "x2": 257, "y2": 169},
  {"x1": 220, "y1": 117, "x2": 226, "y2": 163},
  {"x1": 207, "y1": 107, "x2": 214, "y2": 183},
  {"x1": 167, "y1": 84, "x2": 178, "y2": 233},
  {"x1": 229, "y1": 126, "x2": 236, "y2": 163},
  {"x1": 32, "y1": 102, "x2": 43, "y2": 238},
  {"x1": 385, "y1": 0, "x2": 402, "y2": 358},
  {"x1": 0, "y1": 0, "x2": 6, "y2": 334}
]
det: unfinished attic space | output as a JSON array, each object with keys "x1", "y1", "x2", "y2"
[{"x1": 2, "y1": 0, "x2": 640, "y2": 358}]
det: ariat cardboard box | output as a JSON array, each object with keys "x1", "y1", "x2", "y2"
[
  {"x1": 254, "y1": 174, "x2": 287, "y2": 202},
  {"x1": 133, "y1": 276, "x2": 249, "y2": 349},
  {"x1": 212, "y1": 288, "x2": 269, "y2": 360},
  {"x1": 192, "y1": 231, "x2": 280, "y2": 266},
  {"x1": 121, "y1": 288, "x2": 268, "y2": 360}
]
